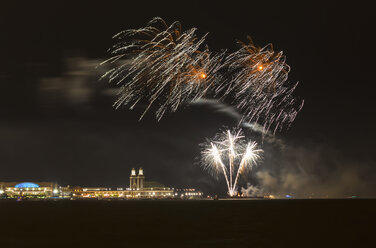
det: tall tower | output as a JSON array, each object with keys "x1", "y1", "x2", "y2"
[
  {"x1": 130, "y1": 168, "x2": 137, "y2": 189},
  {"x1": 137, "y1": 168, "x2": 145, "y2": 189}
]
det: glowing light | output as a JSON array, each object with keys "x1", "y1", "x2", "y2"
[
  {"x1": 215, "y1": 37, "x2": 303, "y2": 134},
  {"x1": 15, "y1": 182, "x2": 40, "y2": 188},
  {"x1": 201, "y1": 129, "x2": 263, "y2": 196},
  {"x1": 102, "y1": 17, "x2": 225, "y2": 121},
  {"x1": 101, "y1": 18, "x2": 303, "y2": 134},
  {"x1": 199, "y1": 72, "x2": 207, "y2": 79}
]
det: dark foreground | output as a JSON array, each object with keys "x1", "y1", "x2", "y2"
[{"x1": 0, "y1": 199, "x2": 375, "y2": 248}]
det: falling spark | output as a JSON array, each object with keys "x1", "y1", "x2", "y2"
[
  {"x1": 215, "y1": 36, "x2": 304, "y2": 134},
  {"x1": 200, "y1": 129, "x2": 263, "y2": 196},
  {"x1": 101, "y1": 19, "x2": 303, "y2": 133},
  {"x1": 101, "y1": 17, "x2": 224, "y2": 121}
]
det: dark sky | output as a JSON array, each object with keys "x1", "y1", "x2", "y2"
[{"x1": 0, "y1": 1, "x2": 374, "y2": 196}]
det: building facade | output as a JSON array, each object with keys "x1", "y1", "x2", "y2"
[
  {"x1": 129, "y1": 168, "x2": 145, "y2": 190},
  {"x1": 0, "y1": 169, "x2": 202, "y2": 200},
  {"x1": 0, "y1": 182, "x2": 61, "y2": 198},
  {"x1": 174, "y1": 188, "x2": 204, "y2": 199},
  {"x1": 75, "y1": 168, "x2": 174, "y2": 199}
]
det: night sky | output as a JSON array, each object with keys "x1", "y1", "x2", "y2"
[{"x1": 0, "y1": 1, "x2": 374, "y2": 196}]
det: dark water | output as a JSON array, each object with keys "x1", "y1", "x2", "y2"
[{"x1": 0, "y1": 199, "x2": 375, "y2": 248}]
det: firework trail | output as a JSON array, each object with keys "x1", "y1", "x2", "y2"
[
  {"x1": 215, "y1": 36, "x2": 304, "y2": 134},
  {"x1": 201, "y1": 129, "x2": 263, "y2": 196},
  {"x1": 101, "y1": 17, "x2": 224, "y2": 120}
]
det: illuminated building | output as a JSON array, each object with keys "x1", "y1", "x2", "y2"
[
  {"x1": 129, "y1": 168, "x2": 145, "y2": 189},
  {"x1": 75, "y1": 168, "x2": 174, "y2": 199},
  {"x1": 136, "y1": 168, "x2": 145, "y2": 189},
  {"x1": 0, "y1": 182, "x2": 61, "y2": 198},
  {"x1": 0, "y1": 169, "x2": 201, "y2": 199},
  {"x1": 174, "y1": 188, "x2": 203, "y2": 199}
]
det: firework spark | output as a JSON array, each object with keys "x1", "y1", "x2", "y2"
[
  {"x1": 101, "y1": 18, "x2": 303, "y2": 133},
  {"x1": 215, "y1": 36, "x2": 304, "y2": 134},
  {"x1": 201, "y1": 129, "x2": 263, "y2": 196},
  {"x1": 101, "y1": 17, "x2": 224, "y2": 120}
]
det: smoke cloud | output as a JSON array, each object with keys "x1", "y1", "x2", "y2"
[
  {"x1": 193, "y1": 100, "x2": 376, "y2": 198},
  {"x1": 241, "y1": 141, "x2": 375, "y2": 198}
]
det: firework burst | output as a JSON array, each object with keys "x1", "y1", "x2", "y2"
[
  {"x1": 201, "y1": 129, "x2": 263, "y2": 196},
  {"x1": 101, "y1": 18, "x2": 303, "y2": 133},
  {"x1": 215, "y1": 36, "x2": 304, "y2": 133},
  {"x1": 101, "y1": 17, "x2": 224, "y2": 120}
]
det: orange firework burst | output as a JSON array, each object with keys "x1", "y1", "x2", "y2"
[
  {"x1": 101, "y1": 17, "x2": 224, "y2": 121},
  {"x1": 215, "y1": 36, "x2": 303, "y2": 133}
]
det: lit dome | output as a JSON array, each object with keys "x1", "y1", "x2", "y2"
[{"x1": 15, "y1": 182, "x2": 40, "y2": 188}]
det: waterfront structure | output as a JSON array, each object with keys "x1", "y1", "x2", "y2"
[
  {"x1": 77, "y1": 168, "x2": 173, "y2": 199},
  {"x1": 0, "y1": 169, "x2": 202, "y2": 199},
  {"x1": 0, "y1": 182, "x2": 61, "y2": 198},
  {"x1": 129, "y1": 168, "x2": 145, "y2": 190},
  {"x1": 174, "y1": 188, "x2": 203, "y2": 199},
  {"x1": 77, "y1": 186, "x2": 173, "y2": 199}
]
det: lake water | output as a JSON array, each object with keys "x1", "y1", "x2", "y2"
[{"x1": 0, "y1": 199, "x2": 374, "y2": 247}]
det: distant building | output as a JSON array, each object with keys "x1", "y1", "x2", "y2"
[
  {"x1": 129, "y1": 168, "x2": 145, "y2": 189},
  {"x1": 0, "y1": 169, "x2": 202, "y2": 200},
  {"x1": 0, "y1": 182, "x2": 61, "y2": 198},
  {"x1": 174, "y1": 188, "x2": 203, "y2": 199},
  {"x1": 75, "y1": 168, "x2": 174, "y2": 199}
]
